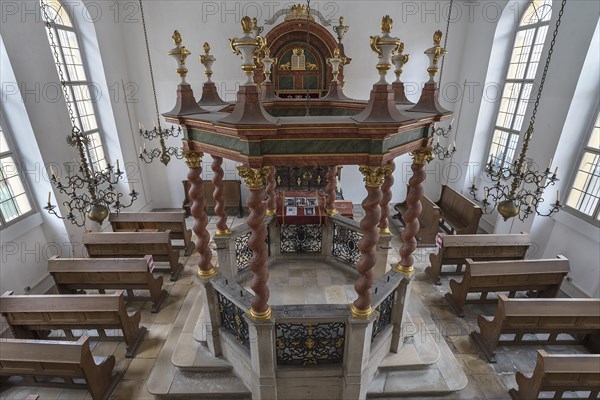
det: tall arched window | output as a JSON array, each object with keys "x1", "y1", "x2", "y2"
[
  {"x1": 489, "y1": 0, "x2": 552, "y2": 168},
  {"x1": 41, "y1": 0, "x2": 107, "y2": 172}
]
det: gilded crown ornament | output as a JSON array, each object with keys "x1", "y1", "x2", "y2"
[
  {"x1": 370, "y1": 15, "x2": 402, "y2": 84},
  {"x1": 237, "y1": 166, "x2": 270, "y2": 189},
  {"x1": 168, "y1": 30, "x2": 192, "y2": 83},
  {"x1": 230, "y1": 16, "x2": 266, "y2": 85},
  {"x1": 285, "y1": 4, "x2": 314, "y2": 21},
  {"x1": 424, "y1": 30, "x2": 447, "y2": 81}
]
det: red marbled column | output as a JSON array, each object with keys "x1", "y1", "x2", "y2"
[
  {"x1": 378, "y1": 161, "x2": 395, "y2": 234},
  {"x1": 352, "y1": 166, "x2": 384, "y2": 318},
  {"x1": 397, "y1": 148, "x2": 433, "y2": 274},
  {"x1": 185, "y1": 151, "x2": 216, "y2": 278},
  {"x1": 325, "y1": 166, "x2": 339, "y2": 215},
  {"x1": 238, "y1": 167, "x2": 271, "y2": 320},
  {"x1": 265, "y1": 166, "x2": 277, "y2": 216},
  {"x1": 211, "y1": 155, "x2": 230, "y2": 236}
]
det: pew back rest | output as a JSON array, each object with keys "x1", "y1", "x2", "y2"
[
  {"x1": 441, "y1": 233, "x2": 532, "y2": 259},
  {"x1": 83, "y1": 231, "x2": 173, "y2": 258},
  {"x1": 438, "y1": 185, "x2": 482, "y2": 220},
  {"x1": 537, "y1": 350, "x2": 600, "y2": 387},
  {"x1": 465, "y1": 256, "x2": 569, "y2": 289},
  {"x1": 109, "y1": 211, "x2": 187, "y2": 234},
  {"x1": 420, "y1": 196, "x2": 441, "y2": 228},
  {"x1": 48, "y1": 256, "x2": 152, "y2": 284},
  {"x1": 497, "y1": 294, "x2": 600, "y2": 329}
]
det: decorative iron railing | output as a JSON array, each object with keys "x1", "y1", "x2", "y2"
[
  {"x1": 234, "y1": 231, "x2": 270, "y2": 272},
  {"x1": 280, "y1": 224, "x2": 322, "y2": 253},
  {"x1": 275, "y1": 322, "x2": 346, "y2": 366},
  {"x1": 332, "y1": 223, "x2": 362, "y2": 267},
  {"x1": 217, "y1": 292, "x2": 250, "y2": 348},
  {"x1": 371, "y1": 290, "x2": 395, "y2": 343}
]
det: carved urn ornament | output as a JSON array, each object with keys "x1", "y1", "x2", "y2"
[
  {"x1": 229, "y1": 16, "x2": 267, "y2": 85},
  {"x1": 370, "y1": 15, "x2": 402, "y2": 84}
]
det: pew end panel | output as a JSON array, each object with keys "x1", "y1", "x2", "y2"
[{"x1": 436, "y1": 185, "x2": 483, "y2": 235}]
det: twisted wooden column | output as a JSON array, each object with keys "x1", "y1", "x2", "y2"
[
  {"x1": 237, "y1": 166, "x2": 271, "y2": 320},
  {"x1": 378, "y1": 161, "x2": 396, "y2": 234},
  {"x1": 397, "y1": 148, "x2": 433, "y2": 274},
  {"x1": 352, "y1": 166, "x2": 386, "y2": 319},
  {"x1": 184, "y1": 151, "x2": 217, "y2": 279},
  {"x1": 325, "y1": 165, "x2": 339, "y2": 215},
  {"x1": 211, "y1": 155, "x2": 230, "y2": 236},
  {"x1": 265, "y1": 166, "x2": 277, "y2": 216}
]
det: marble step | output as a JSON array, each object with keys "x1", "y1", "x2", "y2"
[{"x1": 172, "y1": 332, "x2": 232, "y2": 371}]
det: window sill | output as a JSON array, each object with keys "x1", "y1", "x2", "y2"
[
  {"x1": 0, "y1": 212, "x2": 43, "y2": 243},
  {"x1": 551, "y1": 209, "x2": 600, "y2": 243}
]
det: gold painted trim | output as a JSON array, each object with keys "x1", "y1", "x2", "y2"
[
  {"x1": 379, "y1": 227, "x2": 391, "y2": 234},
  {"x1": 197, "y1": 266, "x2": 218, "y2": 279},
  {"x1": 248, "y1": 306, "x2": 272, "y2": 321},
  {"x1": 395, "y1": 263, "x2": 414, "y2": 275},
  {"x1": 350, "y1": 303, "x2": 374, "y2": 319},
  {"x1": 326, "y1": 208, "x2": 339, "y2": 216},
  {"x1": 215, "y1": 229, "x2": 232, "y2": 236}
]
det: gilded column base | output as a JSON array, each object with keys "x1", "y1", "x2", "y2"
[
  {"x1": 247, "y1": 305, "x2": 272, "y2": 321},
  {"x1": 379, "y1": 227, "x2": 391, "y2": 234},
  {"x1": 326, "y1": 208, "x2": 339, "y2": 216},
  {"x1": 197, "y1": 266, "x2": 218, "y2": 279},
  {"x1": 350, "y1": 303, "x2": 374, "y2": 319},
  {"x1": 395, "y1": 263, "x2": 414, "y2": 275},
  {"x1": 266, "y1": 209, "x2": 277, "y2": 217},
  {"x1": 215, "y1": 229, "x2": 232, "y2": 236}
]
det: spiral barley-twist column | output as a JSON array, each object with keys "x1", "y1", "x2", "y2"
[
  {"x1": 265, "y1": 166, "x2": 277, "y2": 216},
  {"x1": 237, "y1": 166, "x2": 271, "y2": 320},
  {"x1": 352, "y1": 166, "x2": 386, "y2": 318},
  {"x1": 325, "y1": 166, "x2": 339, "y2": 215},
  {"x1": 184, "y1": 151, "x2": 217, "y2": 278},
  {"x1": 378, "y1": 161, "x2": 396, "y2": 234},
  {"x1": 397, "y1": 147, "x2": 433, "y2": 274},
  {"x1": 211, "y1": 155, "x2": 230, "y2": 236}
]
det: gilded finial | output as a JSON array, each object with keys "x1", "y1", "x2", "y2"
[
  {"x1": 172, "y1": 30, "x2": 182, "y2": 45},
  {"x1": 433, "y1": 30, "x2": 443, "y2": 46},
  {"x1": 333, "y1": 47, "x2": 340, "y2": 57},
  {"x1": 381, "y1": 15, "x2": 393, "y2": 33},
  {"x1": 241, "y1": 16, "x2": 253, "y2": 33},
  {"x1": 264, "y1": 47, "x2": 270, "y2": 57},
  {"x1": 203, "y1": 42, "x2": 210, "y2": 53}
]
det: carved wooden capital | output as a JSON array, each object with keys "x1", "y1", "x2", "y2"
[
  {"x1": 359, "y1": 165, "x2": 390, "y2": 188},
  {"x1": 237, "y1": 166, "x2": 270, "y2": 189},
  {"x1": 183, "y1": 151, "x2": 204, "y2": 168},
  {"x1": 412, "y1": 147, "x2": 434, "y2": 165}
]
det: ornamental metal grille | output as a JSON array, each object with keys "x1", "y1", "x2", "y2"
[
  {"x1": 371, "y1": 290, "x2": 395, "y2": 343},
  {"x1": 280, "y1": 224, "x2": 322, "y2": 253},
  {"x1": 235, "y1": 231, "x2": 270, "y2": 272},
  {"x1": 332, "y1": 223, "x2": 362, "y2": 267},
  {"x1": 217, "y1": 292, "x2": 249, "y2": 348},
  {"x1": 275, "y1": 322, "x2": 345, "y2": 366}
]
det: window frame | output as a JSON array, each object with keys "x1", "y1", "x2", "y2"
[
  {"x1": 0, "y1": 113, "x2": 36, "y2": 228},
  {"x1": 41, "y1": 0, "x2": 108, "y2": 173},
  {"x1": 487, "y1": 0, "x2": 552, "y2": 169},
  {"x1": 564, "y1": 104, "x2": 600, "y2": 226}
]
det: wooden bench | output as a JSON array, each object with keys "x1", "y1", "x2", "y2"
[
  {"x1": 509, "y1": 350, "x2": 600, "y2": 400},
  {"x1": 436, "y1": 185, "x2": 482, "y2": 234},
  {"x1": 427, "y1": 233, "x2": 532, "y2": 284},
  {"x1": 445, "y1": 256, "x2": 570, "y2": 317},
  {"x1": 471, "y1": 295, "x2": 600, "y2": 362},
  {"x1": 393, "y1": 193, "x2": 441, "y2": 246},
  {"x1": 0, "y1": 336, "x2": 122, "y2": 400},
  {"x1": 183, "y1": 179, "x2": 243, "y2": 218},
  {"x1": 48, "y1": 255, "x2": 168, "y2": 313},
  {"x1": 0, "y1": 290, "x2": 146, "y2": 358},
  {"x1": 83, "y1": 231, "x2": 183, "y2": 281},
  {"x1": 109, "y1": 211, "x2": 195, "y2": 256}
]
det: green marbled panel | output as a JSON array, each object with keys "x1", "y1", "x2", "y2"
[
  {"x1": 188, "y1": 129, "x2": 249, "y2": 155},
  {"x1": 259, "y1": 138, "x2": 371, "y2": 155},
  {"x1": 382, "y1": 127, "x2": 430, "y2": 152}
]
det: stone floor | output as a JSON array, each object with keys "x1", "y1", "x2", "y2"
[{"x1": 0, "y1": 209, "x2": 595, "y2": 400}]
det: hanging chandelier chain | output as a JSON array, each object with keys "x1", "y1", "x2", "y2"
[
  {"x1": 529, "y1": 0, "x2": 567, "y2": 127},
  {"x1": 139, "y1": 0, "x2": 160, "y2": 124},
  {"x1": 40, "y1": 0, "x2": 76, "y2": 128},
  {"x1": 438, "y1": 0, "x2": 453, "y2": 87},
  {"x1": 304, "y1": 0, "x2": 312, "y2": 116}
]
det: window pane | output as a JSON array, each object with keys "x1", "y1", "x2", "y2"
[
  {"x1": 567, "y1": 151, "x2": 600, "y2": 216},
  {"x1": 588, "y1": 115, "x2": 600, "y2": 150}
]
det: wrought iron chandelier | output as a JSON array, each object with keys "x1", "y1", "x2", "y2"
[
  {"x1": 470, "y1": 0, "x2": 566, "y2": 222},
  {"x1": 41, "y1": 0, "x2": 137, "y2": 227},
  {"x1": 138, "y1": 0, "x2": 183, "y2": 166}
]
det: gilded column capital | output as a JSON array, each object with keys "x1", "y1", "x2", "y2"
[
  {"x1": 359, "y1": 165, "x2": 389, "y2": 188},
  {"x1": 412, "y1": 147, "x2": 434, "y2": 165},
  {"x1": 183, "y1": 150, "x2": 204, "y2": 168},
  {"x1": 237, "y1": 166, "x2": 270, "y2": 189}
]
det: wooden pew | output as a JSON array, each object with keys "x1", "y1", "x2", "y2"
[
  {"x1": 509, "y1": 350, "x2": 600, "y2": 400},
  {"x1": 48, "y1": 255, "x2": 168, "y2": 313},
  {"x1": 183, "y1": 179, "x2": 244, "y2": 218},
  {"x1": 109, "y1": 211, "x2": 195, "y2": 256},
  {"x1": 471, "y1": 295, "x2": 600, "y2": 362},
  {"x1": 436, "y1": 185, "x2": 482, "y2": 235},
  {"x1": 393, "y1": 193, "x2": 441, "y2": 246},
  {"x1": 445, "y1": 256, "x2": 570, "y2": 317},
  {"x1": 0, "y1": 336, "x2": 122, "y2": 400},
  {"x1": 83, "y1": 231, "x2": 183, "y2": 281},
  {"x1": 427, "y1": 233, "x2": 532, "y2": 285},
  {"x1": 0, "y1": 290, "x2": 146, "y2": 358}
]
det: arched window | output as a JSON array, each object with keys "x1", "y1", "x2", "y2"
[
  {"x1": 489, "y1": 0, "x2": 552, "y2": 169},
  {"x1": 41, "y1": 0, "x2": 107, "y2": 172}
]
